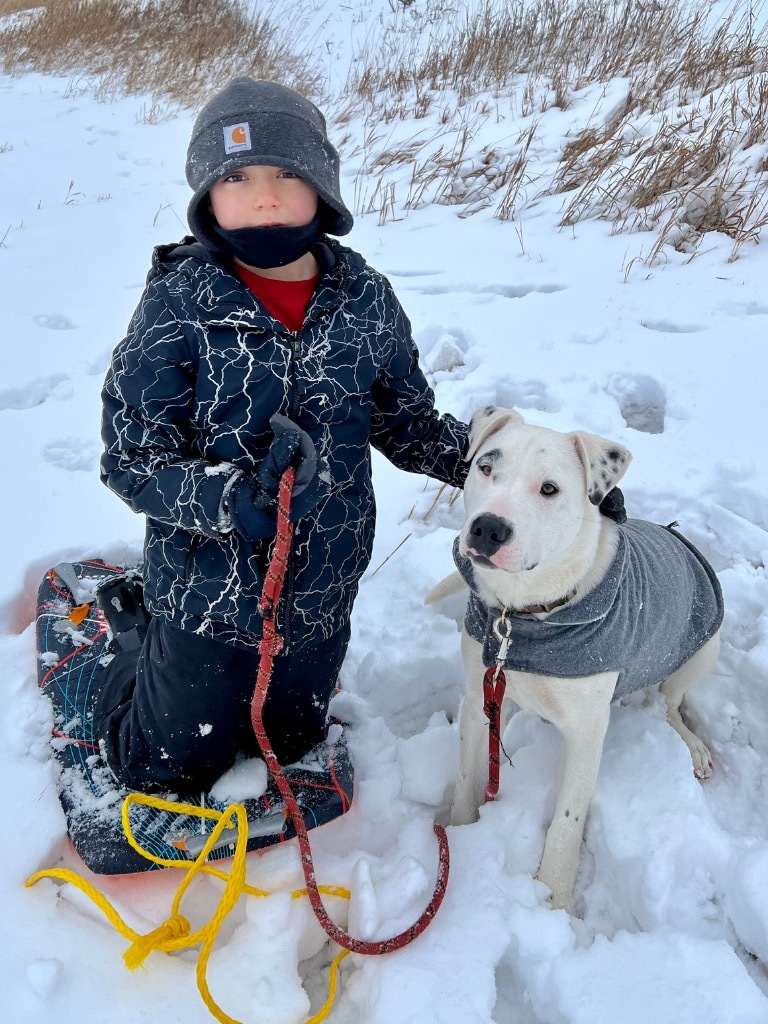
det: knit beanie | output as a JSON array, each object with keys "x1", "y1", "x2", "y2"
[{"x1": 185, "y1": 78, "x2": 353, "y2": 248}]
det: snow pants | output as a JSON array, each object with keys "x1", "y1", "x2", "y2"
[{"x1": 94, "y1": 616, "x2": 351, "y2": 793}]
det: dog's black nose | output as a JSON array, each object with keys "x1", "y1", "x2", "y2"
[{"x1": 467, "y1": 514, "x2": 513, "y2": 557}]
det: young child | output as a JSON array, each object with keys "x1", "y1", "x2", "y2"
[{"x1": 95, "y1": 78, "x2": 470, "y2": 793}]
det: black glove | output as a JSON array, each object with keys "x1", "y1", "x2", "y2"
[
  {"x1": 229, "y1": 415, "x2": 325, "y2": 540},
  {"x1": 257, "y1": 414, "x2": 320, "y2": 509},
  {"x1": 599, "y1": 486, "x2": 627, "y2": 524}
]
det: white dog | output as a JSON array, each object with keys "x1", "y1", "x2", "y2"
[{"x1": 429, "y1": 407, "x2": 723, "y2": 908}]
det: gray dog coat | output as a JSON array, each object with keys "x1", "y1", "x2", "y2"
[{"x1": 455, "y1": 519, "x2": 723, "y2": 698}]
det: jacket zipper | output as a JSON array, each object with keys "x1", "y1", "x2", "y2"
[
  {"x1": 183, "y1": 534, "x2": 201, "y2": 587},
  {"x1": 288, "y1": 332, "x2": 302, "y2": 420}
]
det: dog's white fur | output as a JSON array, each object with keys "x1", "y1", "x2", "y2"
[{"x1": 430, "y1": 407, "x2": 719, "y2": 909}]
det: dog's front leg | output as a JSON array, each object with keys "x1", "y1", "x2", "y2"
[
  {"x1": 535, "y1": 673, "x2": 616, "y2": 909},
  {"x1": 451, "y1": 630, "x2": 490, "y2": 825}
]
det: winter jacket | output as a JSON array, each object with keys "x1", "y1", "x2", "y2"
[
  {"x1": 102, "y1": 238, "x2": 468, "y2": 651},
  {"x1": 455, "y1": 519, "x2": 723, "y2": 696}
]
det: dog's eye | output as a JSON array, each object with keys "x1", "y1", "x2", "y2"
[
  {"x1": 478, "y1": 463, "x2": 493, "y2": 477},
  {"x1": 540, "y1": 481, "x2": 559, "y2": 496}
]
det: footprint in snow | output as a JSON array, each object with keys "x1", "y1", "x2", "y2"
[
  {"x1": 34, "y1": 313, "x2": 76, "y2": 331},
  {"x1": 719, "y1": 301, "x2": 768, "y2": 317},
  {"x1": 420, "y1": 327, "x2": 470, "y2": 374},
  {"x1": 0, "y1": 375, "x2": 71, "y2": 411},
  {"x1": 604, "y1": 372, "x2": 666, "y2": 434},
  {"x1": 388, "y1": 268, "x2": 444, "y2": 278},
  {"x1": 496, "y1": 378, "x2": 557, "y2": 414},
  {"x1": 43, "y1": 437, "x2": 100, "y2": 472},
  {"x1": 480, "y1": 283, "x2": 566, "y2": 299},
  {"x1": 402, "y1": 282, "x2": 566, "y2": 298},
  {"x1": 641, "y1": 319, "x2": 704, "y2": 334}
]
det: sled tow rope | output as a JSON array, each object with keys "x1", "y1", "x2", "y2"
[
  {"x1": 26, "y1": 465, "x2": 449, "y2": 1024},
  {"x1": 27, "y1": 793, "x2": 350, "y2": 1024}
]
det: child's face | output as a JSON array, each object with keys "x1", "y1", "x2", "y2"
[{"x1": 208, "y1": 165, "x2": 318, "y2": 231}]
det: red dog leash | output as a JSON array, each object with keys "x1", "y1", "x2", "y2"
[
  {"x1": 251, "y1": 466, "x2": 450, "y2": 954},
  {"x1": 483, "y1": 666, "x2": 506, "y2": 802},
  {"x1": 483, "y1": 612, "x2": 511, "y2": 802}
]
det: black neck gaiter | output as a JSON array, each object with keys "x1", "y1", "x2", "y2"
[{"x1": 212, "y1": 211, "x2": 323, "y2": 269}]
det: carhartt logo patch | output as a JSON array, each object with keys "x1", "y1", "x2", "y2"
[{"x1": 223, "y1": 122, "x2": 251, "y2": 154}]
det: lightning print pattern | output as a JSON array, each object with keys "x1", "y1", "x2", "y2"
[{"x1": 102, "y1": 238, "x2": 468, "y2": 652}]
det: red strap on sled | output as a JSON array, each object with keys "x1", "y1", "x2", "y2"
[
  {"x1": 251, "y1": 466, "x2": 449, "y2": 954},
  {"x1": 483, "y1": 666, "x2": 506, "y2": 802}
]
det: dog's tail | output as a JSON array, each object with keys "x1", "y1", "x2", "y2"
[{"x1": 424, "y1": 571, "x2": 466, "y2": 605}]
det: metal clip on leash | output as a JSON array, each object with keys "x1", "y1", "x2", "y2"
[
  {"x1": 250, "y1": 466, "x2": 449, "y2": 955},
  {"x1": 484, "y1": 611, "x2": 511, "y2": 802}
]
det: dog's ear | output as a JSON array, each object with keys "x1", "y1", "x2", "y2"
[
  {"x1": 466, "y1": 406, "x2": 524, "y2": 461},
  {"x1": 570, "y1": 432, "x2": 632, "y2": 505}
]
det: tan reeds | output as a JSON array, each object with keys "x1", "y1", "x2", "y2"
[
  {"x1": 3, "y1": 0, "x2": 768, "y2": 263},
  {"x1": 0, "y1": 0, "x2": 319, "y2": 106}
]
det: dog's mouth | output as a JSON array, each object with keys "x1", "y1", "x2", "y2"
[
  {"x1": 466, "y1": 549, "x2": 539, "y2": 572},
  {"x1": 467, "y1": 551, "x2": 497, "y2": 569}
]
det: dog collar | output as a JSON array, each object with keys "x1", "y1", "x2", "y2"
[{"x1": 507, "y1": 588, "x2": 577, "y2": 618}]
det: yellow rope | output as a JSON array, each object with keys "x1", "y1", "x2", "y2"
[{"x1": 26, "y1": 793, "x2": 351, "y2": 1024}]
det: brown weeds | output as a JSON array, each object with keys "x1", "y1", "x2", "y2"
[
  {"x1": 340, "y1": 0, "x2": 768, "y2": 260},
  {"x1": 3, "y1": 0, "x2": 768, "y2": 261},
  {"x1": 0, "y1": 0, "x2": 318, "y2": 107},
  {"x1": 0, "y1": 0, "x2": 36, "y2": 15}
]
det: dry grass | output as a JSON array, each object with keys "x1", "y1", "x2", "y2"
[
  {"x1": 347, "y1": 0, "x2": 719, "y2": 104},
  {"x1": 554, "y1": 78, "x2": 768, "y2": 262},
  {"x1": 0, "y1": 0, "x2": 35, "y2": 14},
  {"x1": 338, "y1": 0, "x2": 768, "y2": 262},
  {"x1": 0, "y1": 0, "x2": 37, "y2": 14},
  {"x1": 3, "y1": 0, "x2": 768, "y2": 262},
  {"x1": 0, "y1": 0, "x2": 319, "y2": 106}
]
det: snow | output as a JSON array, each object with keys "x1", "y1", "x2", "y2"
[
  {"x1": 1, "y1": 0, "x2": 768, "y2": 1021},
  {"x1": 210, "y1": 758, "x2": 269, "y2": 804}
]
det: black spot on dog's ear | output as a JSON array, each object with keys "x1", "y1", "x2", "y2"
[
  {"x1": 588, "y1": 487, "x2": 602, "y2": 505},
  {"x1": 470, "y1": 405, "x2": 496, "y2": 431},
  {"x1": 607, "y1": 449, "x2": 623, "y2": 462}
]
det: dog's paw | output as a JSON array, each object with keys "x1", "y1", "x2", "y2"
[
  {"x1": 693, "y1": 752, "x2": 714, "y2": 779},
  {"x1": 665, "y1": 708, "x2": 714, "y2": 780},
  {"x1": 688, "y1": 735, "x2": 714, "y2": 779},
  {"x1": 535, "y1": 869, "x2": 572, "y2": 911},
  {"x1": 449, "y1": 800, "x2": 481, "y2": 827}
]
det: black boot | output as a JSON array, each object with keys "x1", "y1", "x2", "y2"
[{"x1": 96, "y1": 574, "x2": 151, "y2": 651}]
